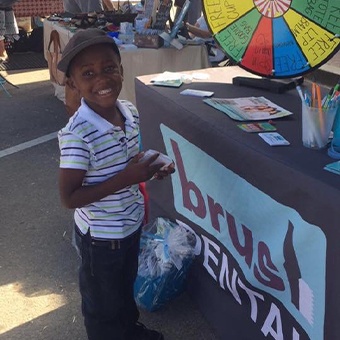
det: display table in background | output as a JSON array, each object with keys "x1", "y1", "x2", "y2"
[
  {"x1": 135, "y1": 66, "x2": 340, "y2": 340},
  {"x1": 43, "y1": 20, "x2": 210, "y2": 105}
]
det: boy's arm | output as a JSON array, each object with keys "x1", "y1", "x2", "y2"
[
  {"x1": 186, "y1": 22, "x2": 212, "y2": 39},
  {"x1": 59, "y1": 153, "x2": 163, "y2": 209}
]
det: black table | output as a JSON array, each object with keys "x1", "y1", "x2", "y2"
[{"x1": 135, "y1": 67, "x2": 340, "y2": 340}]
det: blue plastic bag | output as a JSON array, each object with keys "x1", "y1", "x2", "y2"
[{"x1": 134, "y1": 218, "x2": 196, "y2": 312}]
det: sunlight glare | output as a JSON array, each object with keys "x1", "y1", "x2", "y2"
[
  {"x1": 0, "y1": 282, "x2": 66, "y2": 334},
  {"x1": 3, "y1": 69, "x2": 50, "y2": 86}
]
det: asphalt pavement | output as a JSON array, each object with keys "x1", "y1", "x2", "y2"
[
  {"x1": 0, "y1": 68, "x2": 218, "y2": 340},
  {"x1": 1, "y1": 51, "x2": 339, "y2": 339}
]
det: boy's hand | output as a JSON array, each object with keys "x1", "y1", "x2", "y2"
[
  {"x1": 123, "y1": 151, "x2": 176, "y2": 183},
  {"x1": 138, "y1": 150, "x2": 176, "y2": 180},
  {"x1": 153, "y1": 162, "x2": 176, "y2": 180},
  {"x1": 124, "y1": 152, "x2": 164, "y2": 183}
]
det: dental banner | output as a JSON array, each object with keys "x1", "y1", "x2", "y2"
[{"x1": 158, "y1": 123, "x2": 326, "y2": 340}]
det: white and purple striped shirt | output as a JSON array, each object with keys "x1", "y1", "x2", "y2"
[{"x1": 58, "y1": 99, "x2": 144, "y2": 240}]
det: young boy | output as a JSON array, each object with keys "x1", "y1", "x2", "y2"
[{"x1": 57, "y1": 28, "x2": 174, "y2": 340}]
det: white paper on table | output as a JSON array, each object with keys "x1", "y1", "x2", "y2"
[{"x1": 180, "y1": 89, "x2": 214, "y2": 97}]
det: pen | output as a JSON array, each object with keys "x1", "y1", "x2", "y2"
[
  {"x1": 316, "y1": 84, "x2": 322, "y2": 111},
  {"x1": 331, "y1": 80, "x2": 340, "y2": 99},
  {"x1": 322, "y1": 87, "x2": 333, "y2": 109},
  {"x1": 314, "y1": 84, "x2": 325, "y2": 134},
  {"x1": 304, "y1": 90, "x2": 311, "y2": 107},
  {"x1": 311, "y1": 82, "x2": 316, "y2": 107},
  {"x1": 296, "y1": 85, "x2": 305, "y2": 103}
]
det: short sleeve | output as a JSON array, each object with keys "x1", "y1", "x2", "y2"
[{"x1": 58, "y1": 130, "x2": 90, "y2": 171}]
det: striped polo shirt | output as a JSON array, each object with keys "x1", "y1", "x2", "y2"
[{"x1": 58, "y1": 99, "x2": 144, "y2": 240}]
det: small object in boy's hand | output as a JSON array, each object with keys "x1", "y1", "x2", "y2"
[{"x1": 140, "y1": 149, "x2": 174, "y2": 170}]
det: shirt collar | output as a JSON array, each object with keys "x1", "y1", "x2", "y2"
[
  {"x1": 116, "y1": 100, "x2": 134, "y2": 123},
  {"x1": 77, "y1": 99, "x2": 135, "y2": 133}
]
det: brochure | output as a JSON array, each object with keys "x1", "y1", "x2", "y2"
[{"x1": 203, "y1": 96, "x2": 294, "y2": 121}]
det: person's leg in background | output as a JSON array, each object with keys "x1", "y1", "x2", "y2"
[
  {"x1": 1, "y1": 9, "x2": 8, "y2": 60},
  {"x1": 0, "y1": 7, "x2": 19, "y2": 61},
  {"x1": 83, "y1": 0, "x2": 104, "y2": 13},
  {"x1": 62, "y1": 0, "x2": 82, "y2": 14},
  {"x1": 187, "y1": 0, "x2": 202, "y2": 24},
  {"x1": 102, "y1": 0, "x2": 114, "y2": 11},
  {"x1": 0, "y1": 38, "x2": 7, "y2": 61}
]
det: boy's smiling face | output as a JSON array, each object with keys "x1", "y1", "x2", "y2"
[{"x1": 67, "y1": 43, "x2": 123, "y2": 116}]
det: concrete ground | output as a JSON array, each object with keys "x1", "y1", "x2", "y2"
[{"x1": 0, "y1": 69, "x2": 218, "y2": 340}]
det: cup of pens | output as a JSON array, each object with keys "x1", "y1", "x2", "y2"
[
  {"x1": 299, "y1": 83, "x2": 338, "y2": 149},
  {"x1": 301, "y1": 104, "x2": 337, "y2": 149}
]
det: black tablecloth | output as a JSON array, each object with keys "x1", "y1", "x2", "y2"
[{"x1": 135, "y1": 67, "x2": 340, "y2": 340}]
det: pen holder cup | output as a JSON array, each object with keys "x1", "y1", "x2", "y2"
[
  {"x1": 302, "y1": 104, "x2": 337, "y2": 149},
  {"x1": 328, "y1": 105, "x2": 340, "y2": 158}
]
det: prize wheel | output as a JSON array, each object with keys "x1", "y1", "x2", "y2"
[{"x1": 202, "y1": 0, "x2": 340, "y2": 78}]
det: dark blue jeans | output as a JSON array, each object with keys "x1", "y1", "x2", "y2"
[{"x1": 75, "y1": 226, "x2": 141, "y2": 340}]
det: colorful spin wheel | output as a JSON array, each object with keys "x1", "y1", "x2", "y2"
[{"x1": 202, "y1": 0, "x2": 340, "y2": 78}]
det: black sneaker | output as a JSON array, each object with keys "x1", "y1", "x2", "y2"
[{"x1": 131, "y1": 322, "x2": 164, "y2": 340}]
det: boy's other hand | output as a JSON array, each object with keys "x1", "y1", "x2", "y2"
[
  {"x1": 153, "y1": 162, "x2": 176, "y2": 180},
  {"x1": 124, "y1": 152, "x2": 163, "y2": 183},
  {"x1": 138, "y1": 150, "x2": 176, "y2": 180},
  {"x1": 124, "y1": 152, "x2": 176, "y2": 183}
]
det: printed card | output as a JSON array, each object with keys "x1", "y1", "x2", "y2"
[{"x1": 258, "y1": 132, "x2": 290, "y2": 146}]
